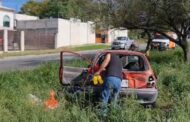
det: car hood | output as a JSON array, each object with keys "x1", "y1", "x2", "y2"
[
  {"x1": 152, "y1": 39, "x2": 170, "y2": 43},
  {"x1": 113, "y1": 40, "x2": 132, "y2": 44},
  {"x1": 114, "y1": 40, "x2": 126, "y2": 43}
]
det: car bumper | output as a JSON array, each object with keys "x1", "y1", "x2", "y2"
[
  {"x1": 120, "y1": 88, "x2": 158, "y2": 104},
  {"x1": 112, "y1": 45, "x2": 124, "y2": 49},
  {"x1": 111, "y1": 45, "x2": 130, "y2": 49},
  {"x1": 63, "y1": 86, "x2": 158, "y2": 105}
]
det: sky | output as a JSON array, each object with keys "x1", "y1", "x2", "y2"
[{"x1": 1, "y1": 0, "x2": 29, "y2": 12}]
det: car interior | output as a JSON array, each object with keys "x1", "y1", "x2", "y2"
[
  {"x1": 121, "y1": 55, "x2": 145, "y2": 71},
  {"x1": 96, "y1": 54, "x2": 146, "y2": 71}
]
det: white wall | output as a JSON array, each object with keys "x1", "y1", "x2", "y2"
[
  {"x1": 70, "y1": 21, "x2": 81, "y2": 45},
  {"x1": 0, "y1": 10, "x2": 14, "y2": 30},
  {"x1": 15, "y1": 14, "x2": 39, "y2": 21},
  {"x1": 16, "y1": 18, "x2": 95, "y2": 48},
  {"x1": 56, "y1": 19, "x2": 95, "y2": 48},
  {"x1": 16, "y1": 19, "x2": 58, "y2": 29},
  {"x1": 56, "y1": 19, "x2": 70, "y2": 47}
]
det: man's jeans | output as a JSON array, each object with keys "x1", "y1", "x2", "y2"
[{"x1": 101, "y1": 76, "x2": 121, "y2": 107}]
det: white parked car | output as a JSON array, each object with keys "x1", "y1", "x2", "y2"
[
  {"x1": 111, "y1": 37, "x2": 134, "y2": 50},
  {"x1": 151, "y1": 35, "x2": 170, "y2": 50}
]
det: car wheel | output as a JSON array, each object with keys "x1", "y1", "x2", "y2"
[
  {"x1": 151, "y1": 102, "x2": 156, "y2": 108},
  {"x1": 143, "y1": 102, "x2": 157, "y2": 108}
]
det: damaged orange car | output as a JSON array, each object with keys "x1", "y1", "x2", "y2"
[{"x1": 59, "y1": 50, "x2": 158, "y2": 106}]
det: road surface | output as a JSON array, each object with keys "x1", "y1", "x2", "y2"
[
  {"x1": 0, "y1": 50, "x2": 96, "y2": 73},
  {"x1": 0, "y1": 44, "x2": 146, "y2": 73}
]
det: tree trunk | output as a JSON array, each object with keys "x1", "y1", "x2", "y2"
[
  {"x1": 145, "y1": 32, "x2": 152, "y2": 52},
  {"x1": 181, "y1": 40, "x2": 190, "y2": 62}
]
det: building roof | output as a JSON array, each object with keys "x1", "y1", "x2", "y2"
[{"x1": 0, "y1": 5, "x2": 15, "y2": 12}]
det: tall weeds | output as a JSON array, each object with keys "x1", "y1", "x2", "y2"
[{"x1": 0, "y1": 49, "x2": 190, "y2": 122}]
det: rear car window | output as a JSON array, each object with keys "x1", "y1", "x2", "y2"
[
  {"x1": 95, "y1": 54, "x2": 147, "y2": 71},
  {"x1": 121, "y1": 55, "x2": 146, "y2": 71}
]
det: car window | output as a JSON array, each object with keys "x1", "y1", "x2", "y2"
[
  {"x1": 121, "y1": 55, "x2": 145, "y2": 71},
  {"x1": 117, "y1": 37, "x2": 127, "y2": 40},
  {"x1": 95, "y1": 54, "x2": 146, "y2": 72},
  {"x1": 96, "y1": 53, "x2": 106, "y2": 66}
]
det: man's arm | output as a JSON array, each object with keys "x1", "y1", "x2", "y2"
[{"x1": 95, "y1": 53, "x2": 111, "y2": 75}]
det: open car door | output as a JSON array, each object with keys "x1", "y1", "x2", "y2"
[{"x1": 59, "y1": 51, "x2": 92, "y2": 86}]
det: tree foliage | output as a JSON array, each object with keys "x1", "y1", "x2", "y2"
[
  {"x1": 20, "y1": 0, "x2": 190, "y2": 61},
  {"x1": 20, "y1": 0, "x2": 109, "y2": 30},
  {"x1": 20, "y1": 0, "x2": 99, "y2": 21},
  {"x1": 20, "y1": 1, "x2": 44, "y2": 16},
  {"x1": 106, "y1": 0, "x2": 190, "y2": 61}
]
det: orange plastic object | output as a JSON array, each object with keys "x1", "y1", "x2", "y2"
[
  {"x1": 44, "y1": 90, "x2": 58, "y2": 109},
  {"x1": 169, "y1": 41, "x2": 175, "y2": 49}
]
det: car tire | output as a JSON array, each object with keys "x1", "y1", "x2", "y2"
[
  {"x1": 151, "y1": 102, "x2": 156, "y2": 108},
  {"x1": 143, "y1": 102, "x2": 157, "y2": 108}
]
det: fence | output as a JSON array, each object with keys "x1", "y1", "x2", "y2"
[
  {"x1": 0, "y1": 30, "x2": 21, "y2": 51},
  {"x1": 16, "y1": 18, "x2": 95, "y2": 49},
  {"x1": 8, "y1": 30, "x2": 21, "y2": 51}
]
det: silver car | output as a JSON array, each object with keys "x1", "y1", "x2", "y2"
[{"x1": 111, "y1": 37, "x2": 134, "y2": 50}]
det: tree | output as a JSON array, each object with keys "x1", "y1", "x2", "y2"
[
  {"x1": 20, "y1": 1, "x2": 43, "y2": 16},
  {"x1": 105, "y1": 0, "x2": 190, "y2": 61},
  {"x1": 20, "y1": 0, "x2": 99, "y2": 21}
]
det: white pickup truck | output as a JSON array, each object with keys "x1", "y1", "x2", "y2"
[
  {"x1": 111, "y1": 36, "x2": 135, "y2": 50},
  {"x1": 151, "y1": 34, "x2": 176, "y2": 50}
]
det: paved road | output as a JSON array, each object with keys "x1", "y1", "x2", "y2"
[
  {"x1": 0, "y1": 50, "x2": 96, "y2": 73},
  {"x1": 0, "y1": 44, "x2": 146, "y2": 73}
]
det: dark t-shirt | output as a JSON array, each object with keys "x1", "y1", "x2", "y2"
[{"x1": 105, "y1": 53, "x2": 123, "y2": 80}]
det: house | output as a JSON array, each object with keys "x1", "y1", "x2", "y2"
[
  {"x1": 0, "y1": 4, "x2": 15, "y2": 52},
  {"x1": 0, "y1": 2, "x2": 95, "y2": 52},
  {"x1": 16, "y1": 18, "x2": 95, "y2": 50},
  {"x1": 0, "y1": 2, "x2": 38, "y2": 52}
]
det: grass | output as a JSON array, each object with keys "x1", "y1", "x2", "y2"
[
  {"x1": 0, "y1": 44, "x2": 110, "y2": 58},
  {"x1": 0, "y1": 48, "x2": 190, "y2": 121},
  {"x1": 64, "y1": 59, "x2": 89, "y2": 67}
]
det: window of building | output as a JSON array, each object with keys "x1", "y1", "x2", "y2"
[{"x1": 3, "y1": 15, "x2": 10, "y2": 27}]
